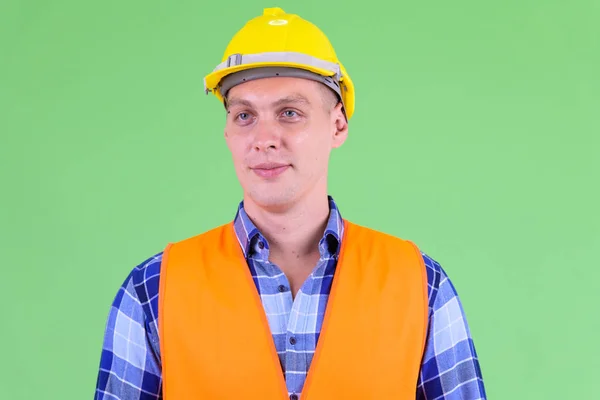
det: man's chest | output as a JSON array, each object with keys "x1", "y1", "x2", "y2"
[{"x1": 252, "y1": 257, "x2": 336, "y2": 389}]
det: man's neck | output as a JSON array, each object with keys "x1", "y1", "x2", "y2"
[{"x1": 243, "y1": 195, "x2": 330, "y2": 262}]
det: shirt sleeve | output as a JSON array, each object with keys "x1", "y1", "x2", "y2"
[
  {"x1": 416, "y1": 254, "x2": 487, "y2": 400},
  {"x1": 94, "y1": 255, "x2": 163, "y2": 400}
]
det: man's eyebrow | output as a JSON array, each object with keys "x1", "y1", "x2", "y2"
[
  {"x1": 226, "y1": 98, "x2": 253, "y2": 109},
  {"x1": 272, "y1": 94, "x2": 311, "y2": 107},
  {"x1": 226, "y1": 93, "x2": 311, "y2": 109}
]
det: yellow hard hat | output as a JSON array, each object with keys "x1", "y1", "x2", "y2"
[{"x1": 204, "y1": 7, "x2": 355, "y2": 120}]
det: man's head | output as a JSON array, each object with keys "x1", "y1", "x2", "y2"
[
  {"x1": 222, "y1": 76, "x2": 348, "y2": 212},
  {"x1": 203, "y1": 7, "x2": 354, "y2": 212}
]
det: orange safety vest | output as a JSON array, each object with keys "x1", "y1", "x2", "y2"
[{"x1": 158, "y1": 220, "x2": 429, "y2": 399}]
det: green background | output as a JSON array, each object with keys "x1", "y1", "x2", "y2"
[{"x1": 1, "y1": 0, "x2": 598, "y2": 398}]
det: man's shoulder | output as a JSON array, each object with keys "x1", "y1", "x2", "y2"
[
  {"x1": 347, "y1": 221, "x2": 441, "y2": 261},
  {"x1": 347, "y1": 220, "x2": 415, "y2": 245},
  {"x1": 129, "y1": 251, "x2": 164, "y2": 282},
  {"x1": 125, "y1": 223, "x2": 232, "y2": 286},
  {"x1": 346, "y1": 221, "x2": 444, "y2": 294},
  {"x1": 118, "y1": 251, "x2": 165, "y2": 306}
]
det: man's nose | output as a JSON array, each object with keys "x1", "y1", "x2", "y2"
[{"x1": 252, "y1": 118, "x2": 281, "y2": 151}]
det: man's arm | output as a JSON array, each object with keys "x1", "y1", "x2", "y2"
[
  {"x1": 416, "y1": 254, "x2": 487, "y2": 400},
  {"x1": 94, "y1": 255, "x2": 163, "y2": 400}
]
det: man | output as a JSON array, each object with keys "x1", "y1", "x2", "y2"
[{"x1": 94, "y1": 7, "x2": 486, "y2": 400}]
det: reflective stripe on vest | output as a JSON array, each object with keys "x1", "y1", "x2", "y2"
[{"x1": 158, "y1": 220, "x2": 429, "y2": 399}]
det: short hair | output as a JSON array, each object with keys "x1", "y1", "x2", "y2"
[{"x1": 318, "y1": 83, "x2": 341, "y2": 112}]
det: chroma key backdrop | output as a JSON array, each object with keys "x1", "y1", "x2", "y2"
[{"x1": 1, "y1": 0, "x2": 598, "y2": 399}]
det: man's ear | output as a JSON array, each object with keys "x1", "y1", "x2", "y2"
[{"x1": 332, "y1": 103, "x2": 349, "y2": 148}]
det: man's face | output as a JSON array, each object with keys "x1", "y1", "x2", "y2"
[{"x1": 223, "y1": 76, "x2": 348, "y2": 212}]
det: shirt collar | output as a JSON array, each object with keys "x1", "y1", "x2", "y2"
[{"x1": 232, "y1": 195, "x2": 344, "y2": 262}]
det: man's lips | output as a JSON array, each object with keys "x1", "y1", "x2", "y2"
[{"x1": 251, "y1": 163, "x2": 290, "y2": 178}]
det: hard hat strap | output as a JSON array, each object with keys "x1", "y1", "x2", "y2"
[
  {"x1": 212, "y1": 51, "x2": 342, "y2": 83},
  {"x1": 219, "y1": 67, "x2": 339, "y2": 98},
  {"x1": 218, "y1": 66, "x2": 346, "y2": 119}
]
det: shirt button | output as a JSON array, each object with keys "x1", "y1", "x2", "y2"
[
  {"x1": 290, "y1": 395, "x2": 298, "y2": 400},
  {"x1": 258, "y1": 241, "x2": 265, "y2": 249},
  {"x1": 278, "y1": 285, "x2": 287, "y2": 292},
  {"x1": 289, "y1": 336, "x2": 297, "y2": 345}
]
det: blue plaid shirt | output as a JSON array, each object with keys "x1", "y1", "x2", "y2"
[{"x1": 94, "y1": 197, "x2": 486, "y2": 399}]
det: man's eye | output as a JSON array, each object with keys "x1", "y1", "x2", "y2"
[
  {"x1": 237, "y1": 112, "x2": 250, "y2": 120},
  {"x1": 282, "y1": 110, "x2": 297, "y2": 118}
]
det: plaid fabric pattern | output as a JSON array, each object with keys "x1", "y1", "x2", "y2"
[{"x1": 94, "y1": 196, "x2": 486, "y2": 399}]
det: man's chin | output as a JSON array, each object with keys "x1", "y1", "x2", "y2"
[{"x1": 244, "y1": 189, "x2": 299, "y2": 212}]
